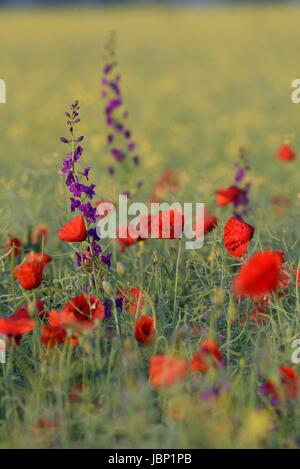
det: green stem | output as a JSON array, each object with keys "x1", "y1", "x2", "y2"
[{"x1": 173, "y1": 239, "x2": 182, "y2": 315}]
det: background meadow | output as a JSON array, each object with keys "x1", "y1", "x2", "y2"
[{"x1": 0, "y1": 5, "x2": 300, "y2": 448}]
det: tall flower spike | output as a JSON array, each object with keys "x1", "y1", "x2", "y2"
[
  {"x1": 101, "y1": 32, "x2": 142, "y2": 195},
  {"x1": 60, "y1": 101, "x2": 108, "y2": 266}
]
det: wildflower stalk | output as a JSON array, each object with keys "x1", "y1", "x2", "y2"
[
  {"x1": 10, "y1": 249, "x2": 16, "y2": 301},
  {"x1": 101, "y1": 32, "x2": 143, "y2": 196},
  {"x1": 60, "y1": 100, "x2": 112, "y2": 278},
  {"x1": 173, "y1": 239, "x2": 182, "y2": 315}
]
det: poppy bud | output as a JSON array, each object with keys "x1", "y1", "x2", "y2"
[
  {"x1": 116, "y1": 262, "x2": 125, "y2": 276},
  {"x1": 102, "y1": 281, "x2": 113, "y2": 296}
]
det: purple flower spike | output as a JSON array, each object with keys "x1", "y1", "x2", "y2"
[
  {"x1": 101, "y1": 31, "x2": 142, "y2": 193},
  {"x1": 60, "y1": 100, "x2": 111, "y2": 265}
]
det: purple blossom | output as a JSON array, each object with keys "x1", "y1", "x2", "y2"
[
  {"x1": 81, "y1": 167, "x2": 90, "y2": 180},
  {"x1": 74, "y1": 145, "x2": 83, "y2": 161},
  {"x1": 79, "y1": 203, "x2": 97, "y2": 222},
  {"x1": 88, "y1": 227, "x2": 101, "y2": 242},
  {"x1": 101, "y1": 253, "x2": 112, "y2": 268},
  {"x1": 70, "y1": 197, "x2": 81, "y2": 212},
  {"x1": 115, "y1": 296, "x2": 123, "y2": 311},
  {"x1": 91, "y1": 242, "x2": 102, "y2": 257},
  {"x1": 104, "y1": 300, "x2": 112, "y2": 319},
  {"x1": 61, "y1": 157, "x2": 73, "y2": 174},
  {"x1": 111, "y1": 148, "x2": 126, "y2": 163},
  {"x1": 231, "y1": 147, "x2": 252, "y2": 220}
]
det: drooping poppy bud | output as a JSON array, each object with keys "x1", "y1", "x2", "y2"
[
  {"x1": 223, "y1": 217, "x2": 255, "y2": 258},
  {"x1": 15, "y1": 261, "x2": 45, "y2": 290},
  {"x1": 135, "y1": 315, "x2": 155, "y2": 345}
]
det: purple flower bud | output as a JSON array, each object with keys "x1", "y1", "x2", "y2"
[
  {"x1": 104, "y1": 300, "x2": 112, "y2": 319},
  {"x1": 75, "y1": 136, "x2": 84, "y2": 143},
  {"x1": 60, "y1": 137, "x2": 70, "y2": 144}
]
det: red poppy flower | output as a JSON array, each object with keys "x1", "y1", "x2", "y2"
[
  {"x1": 158, "y1": 209, "x2": 185, "y2": 239},
  {"x1": 135, "y1": 316, "x2": 155, "y2": 345},
  {"x1": 117, "y1": 214, "x2": 158, "y2": 252},
  {"x1": 117, "y1": 229, "x2": 143, "y2": 253},
  {"x1": 190, "y1": 339, "x2": 224, "y2": 373},
  {"x1": 216, "y1": 185, "x2": 242, "y2": 206},
  {"x1": 233, "y1": 250, "x2": 284, "y2": 298},
  {"x1": 117, "y1": 287, "x2": 145, "y2": 316},
  {"x1": 62, "y1": 294, "x2": 105, "y2": 326},
  {"x1": 260, "y1": 379, "x2": 279, "y2": 403},
  {"x1": 40, "y1": 310, "x2": 78, "y2": 348},
  {"x1": 0, "y1": 312, "x2": 35, "y2": 345},
  {"x1": 260, "y1": 366, "x2": 298, "y2": 404},
  {"x1": 4, "y1": 237, "x2": 23, "y2": 257},
  {"x1": 15, "y1": 260, "x2": 45, "y2": 290},
  {"x1": 31, "y1": 418, "x2": 59, "y2": 440},
  {"x1": 248, "y1": 297, "x2": 270, "y2": 326},
  {"x1": 58, "y1": 215, "x2": 87, "y2": 242},
  {"x1": 151, "y1": 169, "x2": 181, "y2": 203},
  {"x1": 277, "y1": 144, "x2": 295, "y2": 162},
  {"x1": 193, "y1": 211, "x2": 218, "y2": 238},
  {"x1": 95, "y1": 199, "x2": 113, "y2": 219},
  {"x1": 204, "y1": 213, "x2": 218, "y2": 235},
  {"x1": 40, "y1": 313, "x2": 66, "y2": 348},
  {"x1": 272, "y1": 196, "x2": 291, "y2": 215},
  {"x1": 223, "y1": 217, "x2": 255, "y2": 258},
  {"x1": 36, "y1": 300, "x2": 47, "y2": 318},
  {"x1": 31, "y1": 224, "x2": 49, "y2": 244},
  {"x1": 26, "y1": 252, "x2": 52, "y2": 267},
  {"x1": 68, "y1": 383, "x2": 84, "y2": 403},
  {"x1": 279, "y1": 366, "x2": 298, "y2": 400},
  {"x1": 149, "y1": 355, "x2": 187, "y2": 388},
  {"x1": 11, "y1": 300, "x2": 46, "y2": 321},
  {"x1": 34, "y1": 419, "x2": 58, "y2": 430}
]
